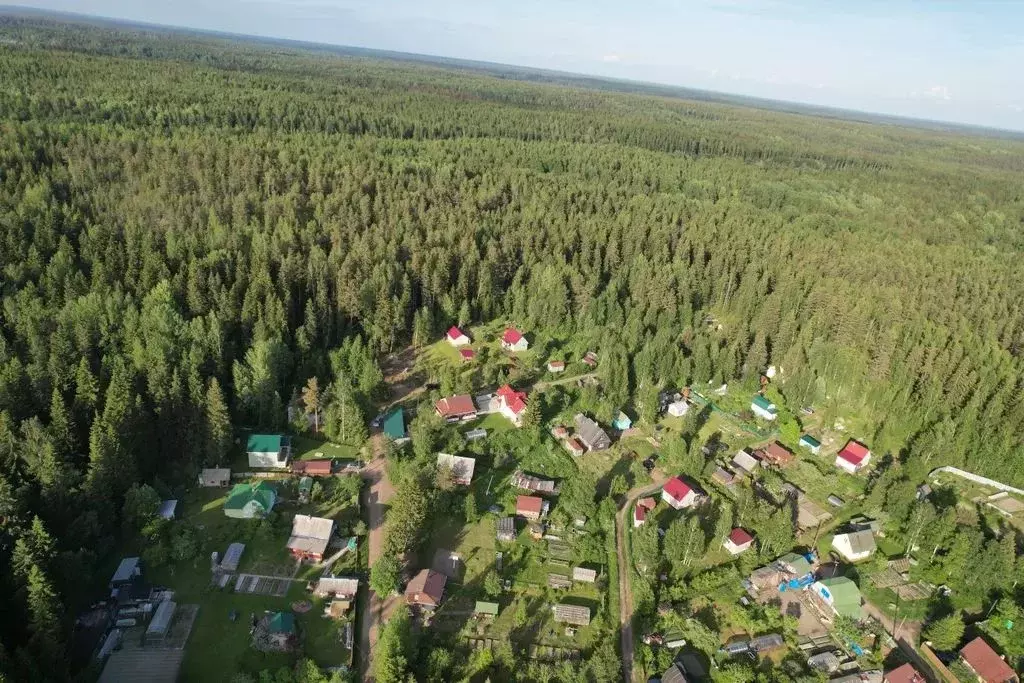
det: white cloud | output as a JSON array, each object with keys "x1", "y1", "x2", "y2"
[
  {"x1": 601, "y1": 54, "x2": 621, "y2": 63},
  {"x1": 912, "y1": 85, "x2": 952, "y2": 101}
]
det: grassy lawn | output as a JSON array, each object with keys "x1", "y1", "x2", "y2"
[
  {"x1": 144, "y1": 479, "x2": 363, "y2": 681},
  {"x1": 474, "y1": 411, "x2": 517, "y2": 434},
  {"x1": 291, "y1": 435, "x2": 363, "y2": 461}
]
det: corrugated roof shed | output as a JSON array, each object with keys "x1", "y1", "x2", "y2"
[
  {"x1": 146, "y1": 600, "x2": 176, "y2": 636},
  {"x1": 221, "y1": 543, "x2": 245, "y2": 571},
  {"x1": 553, "y1": 603, "x2": 591, "y2": 625}
]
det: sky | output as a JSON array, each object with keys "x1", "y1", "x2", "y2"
[{"x1": 19, "y1": 0, "x2": 1024, "y2": 131}]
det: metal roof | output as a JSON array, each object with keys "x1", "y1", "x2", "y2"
[{"x1": 146, "y1": 600, "x2": 176, "y2": 635}]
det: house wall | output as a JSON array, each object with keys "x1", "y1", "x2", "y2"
[
  {"x1": 836, "y1": 458, "x2": 858, "y2": 474},
  {"x1": 249, "y1": 451, "x2": 287, "y2": 469},
  {"x1": 752, "y1": 405, "x2": 777, "y2": 420}
]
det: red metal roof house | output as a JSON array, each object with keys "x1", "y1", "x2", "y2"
[
  {"x1": 405, "y1": 569, "x2": 447, "y2": 609},
  {"x1": 291, "y1": 459, "x2": 333, "y2": 476},
  {"x1": 446, "y1": 326, "x2": 470, "y2": 347},
  {"x1": 516, "y1": 495, "x2": 546, "y2": 521},
  {"x1": 884, "y1": 663, "x2": 926, "y2": 683},
  {"x1": 723, "y1": 528, "x2": 755, "y2": 555},
  {"x1": 497, "y1": 384, "x2": 529, "y2": 427},
  {"x1": 501, "y1": 328, "x2": 529, "y2": 352},
  {"x1": 662, "y1": 477, "x2": 697, "y2": 510},
  {"x1": 435, "y1": 394, "x2": 477, "y2": 423},
  {"x1": 836, "y1": 440, "x2": 872, "y2": 474},
  {"x1": 960, "y1": 637, "x2": 1019, "y2": 683}
]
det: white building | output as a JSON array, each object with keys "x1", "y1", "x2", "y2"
[
  {"x1": 666, "y1": 400, "x2": 689, "y2": 417},
  {"x1": 446, "y1": 326, "x2": 470, "y2": 347},
  {"x1": 832, "y1": 530, "x2": 877, "y2": 562},
  {"x1": 750, "y1": 395, "x2": 778, "y2": 421},
  {"x1": 662, "y1": 477, "x2": 697, "y2": 510}
]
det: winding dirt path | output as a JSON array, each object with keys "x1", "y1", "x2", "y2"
[
  {"x1": 359, "y1": 435, "x2": 397, "y2": 682},
  {"x1": 616, "y1": 476, "x2": 669, "y2": 683}
]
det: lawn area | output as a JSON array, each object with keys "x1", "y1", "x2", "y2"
[
  {"x1": 473, "y1": 411, "x2": 517, "y2": 434},
  {"x1": 291, "y1": 435, "x2": 364, "y2": 462},
  {"x1": 144, "y1": 479, "x2": 363, "y2": 681}
]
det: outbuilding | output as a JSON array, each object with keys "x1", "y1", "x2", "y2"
[{"x1": 724, "y1": 528, "x2": 755, "y2": 555}]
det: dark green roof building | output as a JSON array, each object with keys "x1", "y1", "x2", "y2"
[
  {"x1": 224, "y1": 482, "x2": 277, "y2": 519},
  {"x1": 382, "y1": 408, "x2": 406, "y2": 440}
]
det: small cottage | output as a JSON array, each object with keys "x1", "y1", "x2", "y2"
[
  {"x1": 224, "y1": 482, "x2": 276, "y2": 519},
  {"x1": 799, "y1": 434, "x2": 821, "y2": 454},
  {"x1": 446, "y1": 326, "x2": 470, "y2": 347},
  {"x1": 246, "y1": 434, "x2": 291, "y2": 469},
  {"x1": 724, "y1": 528, "x2": 754, "y2": 555},
  {"x1": 501, "y1": 328, "x2": 529, "y2": 352},
  {"x1": 662, "y1": 477, "x2": 697, "y2": 509},
  {"x1": 750, "y1": 395, "x2": 778, "y2": 421},
  {"x1": 835, "y1": 440, "x2": 871, "y2": 473}
]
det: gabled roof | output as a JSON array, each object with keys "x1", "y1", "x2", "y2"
[
  {"x1": 638, "y1": 497, "x2": 657, "y2": 510},
  {"x1": 778, "y1": 552, "x2": 812, "y2": 576},
  {"x1": 634, "y1": 505, "x2": 647, "y2": 523},
  {"x1": 447, "y1": 326, "x2": 467, "y2": 340},
  {"x1": 751, "y1": 395, "x2": 776, "y2": 412},
  {"x1": 287, "y1": 515, "x2": 334, "y2": 555},
  {"x1": 799, "y1": 434, "x2": 821, "y2": 447},
  {"x1": 553, "y1": 603, "x2": 591, "y2": 625},
  {"x1": 247, "y1": 434, "x2": 284, "y2": 453},
  {"x1": 497, "y1": 384, "x2": 528, "y2": 414},
  {"x1": 817, "y1": 576, "x2": 862, "y2": 619},
  {"x1": 835, "y1": 529, "x2": 877, "y2": 556},
  {"x1": 436, "y1": 453, "x2": 476, "y2": 483},
  {"x1": 157, "y1": 500, "x2": 177, "y2": 520},
  {"x1": 663, "y1": 477, "x2": 692, "y2": 501},
  {"x1": 268, "y1": 611, "x2": 295, "y2": 634},
  {"x1": 733, "y1": 449, "x2": 761, "y2": 472},
  {"x1": 885, "y1": 663, "x2": 926, "y2": 683},
  {"x1": 459, "y1": 348, "x2": 475, "y2": 360},
  {"x1": 838, "y1": 440, "x2": 871, "y2": 466},
  {"x1": 225, "y1": 482, "x2": 276, "y2": 511},
  {"x1": 382, "y1": 408, "x2": 405, "y2": 439},
  {"x1": 761, "y1": 441, "x2": 794, "y2": 466},
  {"x1": 547, "y1": 360, "x2": 565, "y2": 369},
  {"x1": 435, "y1": 394, "x2": 476, "y2": 417},
  {"x1": 475, "y1": 601, "x2": 499, "y2": 616},
  {"x1": 111, "y1": 557, "x2": 141, "y2": 584},
  {"x1": 406, "y1": 569, "x2": 446, "y2": 604},
  {"x1": 573, "y1": 567, "x2": 597, "y2": 582},
  {"x1": 574, "y1": 413, "x2": 610, "y2": 449},
  {"x1": 960, "y1": 637, "x2": 1017, "y2": 683},
  {"x1": 728, "y1": 528, "x2": 754, "y2": 546},
  {"x1": 516, "y1": 495, "x2": 544, "y2": 515},
  {"x1": 502, "y1": 328, "x2": 524, "y2": 344}
]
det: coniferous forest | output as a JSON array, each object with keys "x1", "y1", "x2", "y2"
[{"x1": 1, "y1": 14, "x2": 1024, "y2": 683}]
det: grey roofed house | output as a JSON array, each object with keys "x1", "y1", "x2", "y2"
[
  {"x1": 574, "y1": 414, "x2": 611, "y2": 451},
  {"x1": 157, "y1": 499, "x2": 177, "y2": 520},
  {"x1": 572, "y1": 567, "x2": 597, "y2": 583},
  {"x1": 662, "y1": 663, "x2": 689, "y2": 683},
  {"x1": 436, "y1": 453, "x2": 477, "y2": 485},
  {"x1": 511, "y1": 470, "x2": 558, "y2": 494},
  {"x1": 146, "y1": 600, "x2": 176, "y2": 636},
  {"x1": 713, "y1": 466, "x2": 737, "y2": 486},
  {"x1": 220, "y1": 543, "x2": 245, "y2": 572},
  {"x1": 732, "y1": 449, "x2": 760, "y2": 474},
  {"x1": 313, "y1": 575, "x2": 359, "y2": 598},
  {"x1": 553, "y1": 603, "x2": 591, "y2": 626},
  {"x1": 497, "y1": 517, "x2": 516, "y2": 541},
  {"x1": 198, "y1": 467, "x2": 231, "y2": 487},
  {"x1": 110, "y1": 557, "x2": 141, "y2": 587}
]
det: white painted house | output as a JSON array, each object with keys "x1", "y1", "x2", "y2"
[
  {"x1": 501, "y1": 328, "x2": 529, "y2": 352},
  {"x1": 723, "y1": 528, "x2": 754, "y2": 555},
  {"x1": 832, "y1": 530, "x2": 877, "y2": 562},
  {"x1": 662, "y1": 477, "x2": 697, "y2": 510},
  {"x1": 446, "y1": 326, "x2": 471, "y2": 347},
  {"x1": 751, "y1": 395, "x2": 778, "y2": 421},
  {"x1": 667, "y1": 400, "x2": 689, "y2": 417},
  {"x1": 835, "y1": 440, "x2": 871, "y2": 474}
]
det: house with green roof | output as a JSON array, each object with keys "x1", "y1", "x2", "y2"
[
  {"x1": 799, "y1": 434, "x2": 822, "y2": 454},
  {"x1": 812, "y1": 577, "x2": 862, "y2": 619},
  {"x1": 382, "y1": 408, "x2": 406, "y2": 440},
  {"x1": 751, "y1": 395, "x2": 778, "y2": 421},
  {"x1": 246, "y1": 434, "x2": 291, "y2": 469},
  {"x1": 224, "y1": 482, "x2": 277, "y2": 519},
  {"x1": 777, "y1": 552, "x2": 813, "y2": 577},
  {"x1": 265, "y1": 611, "x2": 297, "y2": 649},
  {"x1": 475, "y1": 601, "x2": 499, "y2": 617}
]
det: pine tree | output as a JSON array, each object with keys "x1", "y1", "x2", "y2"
[
  {"x1": 204, "y1": 378, "x2": 232, "y2": 466},
  {"x1": 373, "y1": 608, "x2": 411, "y2": 683},
  {"x1": 48, "y1": 388, "x2": 75, "y2": 458},
  {"x1": 923, "y1": 613, "x2": 964, "y2": 651}
]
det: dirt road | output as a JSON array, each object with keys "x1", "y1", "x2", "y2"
[
  {"x1": 616, "y1": 477, "x2": 668, "y2": 683},
  {"x1": 359, "y1": 435, "x2": 398, "y2": 682}
]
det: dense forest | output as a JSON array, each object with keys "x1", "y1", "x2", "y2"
[{"x1": 0, "y1": 14, "x2": 1023, "y2": 682}]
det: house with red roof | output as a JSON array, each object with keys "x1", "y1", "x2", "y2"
[
  {"x1": 291, "y1": 459, "x2": 333, "y2": 476},
  {"x1": 723, "y1": 528, "x2": 755, "y2": 555},
  {"x1": 459, "y1": 348, "x2": 475, "y2": 362},
  {"x1": 497, "y1": 384, "x2": 529, "y2": 427},
  {"x1": 835, "y1": 440, "x2": 872, "y2": 474},
  {"x1": 634, "y1": 498, "x2": 657, "y2": 528},
  {"x1": 435, "y1": 394, "x2": 477, "y2": 423},
  {"x1": 884, "y1": 663, "x2": 926, "y2": 683},
  {"x1": 501, "y1": 328, "x2": 529, "y2": 352},
  {"x1": 662, "y1": 477, "x2": 697, "y2": 510},
  {"x1": 758, "y1": 442, "x2": 795, "y2": 468},
  {"x1": 516, "y1": 495, "x2": 548, "y2": 521},
  {"x1": 405, "y1": 569, "x2": 447, "y2": 609},
  {"x1": 446, "y1": 326, "x2": 470, "y2": 347},
  {"x1": 547, "y1": 360, "x2": 566, "y2": 373},
  {"x1": 959, "y1": 637, "x2": 1018, "y2": 683}
]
